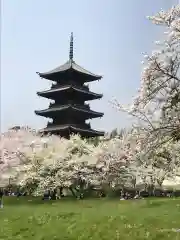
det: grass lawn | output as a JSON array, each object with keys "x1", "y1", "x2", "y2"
[{"x1": 0, "y1": 197, "x2": 180, "y2": 240}]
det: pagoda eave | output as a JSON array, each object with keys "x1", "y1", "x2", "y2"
[
  {"x1": 36, "y1": 61, "x2": 102, "y2": 82},
  {"x1": 39, "y1": 125, "x2": 104, "y2": 137},
  {"x1": 37, "y1": 86, "x2": 103, "y2": 101},
  {"x1": 35, "y1": 106, "x2": 104, "y2": 119}
]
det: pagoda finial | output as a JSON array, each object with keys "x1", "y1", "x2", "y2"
[{"x1": 69, "y1": 32, "x2": 73, "y2": 61}]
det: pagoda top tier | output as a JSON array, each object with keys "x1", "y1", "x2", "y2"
[{"x1": 36, "y1": 33, "x2": 102, "y2": 82}]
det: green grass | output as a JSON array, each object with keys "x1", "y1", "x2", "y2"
[{"x1": 0, "y1": 197, "x2": 180, "y2": 240}]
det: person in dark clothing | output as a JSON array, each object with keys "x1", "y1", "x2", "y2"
[
  {"x1": 0, "y1": 190, "x2": 3, "y2": 198},
  {"x1": 16, "y1": 192, "x2": 22, "y2": 199},
  {"x1": 0, "y1": 189, "x2": 4, "y2": 208},
  {"x1": 42, "y1": 190, "x2": 51, "y2": 200},
  {"x1": 51, "y1": 189, "x2": 57, "y2": 200}
]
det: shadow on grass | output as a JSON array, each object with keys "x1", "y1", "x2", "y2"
[{"x1": 3, "y1": 196, "x2": 179, "y2": 207}]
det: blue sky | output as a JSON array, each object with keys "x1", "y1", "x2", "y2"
[{"x1": 1, "y1": 0, "x2": 177, "y2": 132}]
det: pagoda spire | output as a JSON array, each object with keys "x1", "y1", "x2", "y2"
[{"x1": 69, "y1": 32, "x2": 73, "y2": 61}]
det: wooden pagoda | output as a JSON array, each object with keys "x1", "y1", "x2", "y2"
[{"x1": 35, "y1": 33, "x2": 104, "y2": 138}]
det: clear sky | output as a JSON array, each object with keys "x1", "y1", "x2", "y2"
[{"x1": 1, "y1": 0, "x2": 177, "y2": 133}]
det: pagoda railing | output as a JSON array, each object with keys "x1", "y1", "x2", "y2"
[
  {"x1": 81, "y1": 85, "x2": 89, "y2": 91},
  {"x1": 49, "y1": 102, "x2": 55, "y2": 108},
  {"x1": 47, "y1": 122, "x2": 91, "y2": 129},
  {"x1": 51, "y1": 83, "x2": 89, "y2": 91},
  {"x1": 74, "y1": 103, "x2": 90, "y2": 110},
  {"x1": 47, "y1": 121, "x2": 53, "y2": 127},
  {"x1": 85, "y1": 123, "x2": 91, "y2": 128},
  {"x1": 51, "y1": 83, "x2": 57, "y2": 88},
  {"x1": 49, "y1": 103, "x2": 90, "y2": 110}
]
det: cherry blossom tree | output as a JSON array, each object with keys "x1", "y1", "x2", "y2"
[
  {"x1": 0, "y1": 128, "x2": 103, "y2": 197},
  {"x1": 110, "y1": 5, "x2": 180, "y2": 194},
  {"x1": 0, "y1": 127, "x2": 180, "y2": 197},
  {"x1": 113, "y1": 5, "x2": 180, "y2": 142}
]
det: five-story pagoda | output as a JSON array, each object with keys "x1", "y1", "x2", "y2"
[{"x1": 35, "y1": 33, "x2": 104, "y2": 138}]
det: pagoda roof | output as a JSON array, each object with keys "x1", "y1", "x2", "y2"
[
  {"x1": 37, "y1": 85, "x2": 103, "y2": 100},
  {"x1": 35, "y1": 104, "x2": 103, "y2": 118},
  {"x1": 39, "y1": 124, "x2": 104, "y2": 137},
  {"x1": 36, "y1": 60, "x2": 102, "y2": 82}
]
